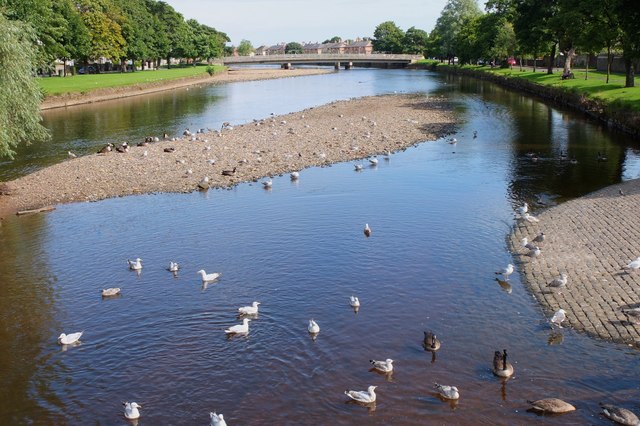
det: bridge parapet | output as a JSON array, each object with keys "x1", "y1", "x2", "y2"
[{"x1": 222, "y1": 53, "x2": 423, "y2": 66}]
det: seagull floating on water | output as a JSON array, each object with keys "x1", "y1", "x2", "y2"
[
  {"x1": 345, "y1": 385, "x2": 377, "y2": 403},
  {"x1": 364, "y1": 223, "x2": 372, "y2": 237},
  {"x1": 551, "y1": 308, "x2": 566, "y2": 328},
  {"x1": 350, "y1": 296, "x2": 360, "y2": 307},
  {"x1": 369, "y1": 158, "x2": 378, "y2": 165},
  {"x1": 434, "y1": 383, "x2": 459, "y2": 400},
  {"x1": 123, "y1": 402, "x2": 142, "y2": 420},
  {"x1": 354, "y1": 164, "x2": 364, "y2": 171},
  {"x1": 210, "y1": 411, "x2": 227, "y2": 426},
  {"x1": 101, "y1": 287, "x2": 121, "y2": 297},
  {"x1": 168, "y1": 262, "x2": 179, "y2": 272},
  {"x1": 225, "y1": 318, "x2": 250, "y2": 334},
  {"x1": 290, "y1": 171, "x2": 299, "y2": 180},
  {"x1": 308, "y1": 319, "x2": 320, "y2": 334},
  {"x1": 370, "y1": 358, "x2": 393, "y2": 373},
  {"x1": 238, "y1": 301, "x2": 260, "y2": 315},
  {"x1": 495, "y1": 264, "x2": 514, "y2": 280},
  {"x1": 262, "y1": 178, "x2": 273, "y2": 189},
  {"x1": 127, "y1": 258, "x2": 142, "y2": 270},
  {"x1": 197, "y1": 270, "x2": 221, "y2": 283},
  {"x1": 58, "y1": 331, "x2": 83, "y2": 345}
]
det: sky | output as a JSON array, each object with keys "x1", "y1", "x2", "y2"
[{"x1": 161, "y1": 0, "x2": 484, "y2": 47}]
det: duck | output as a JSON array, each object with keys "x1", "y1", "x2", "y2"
[
  {"x1": 308, "y1": 319, "x2": 320, "y2": 334},
  {"x1": 238, "y1": 301, "x2": 260, "y2": 315},
  {"x1": 290, "y1": 171, "x2": 300, "y2": 180},
  {"x1": 115, "y1": 142, "x2": 129, "y2": 153},
  {"x1": 364, "y1": 223, "x2": 372, "y2": 237},
  {"x1": 527, "y1": 398, "x2": 575, "y2": 414},
  {"x1": 221, "y1": 167, "x2": 237, "y2": 176},
  {"x1": 559, "y1": 150, "x2": 568, "y2": 160},
  {"x1": 225, "y1": 318, "x2": 250, "y2": 334},
  {"x1": 210, "y1": 411, "x2": 227, "y2": 426},
  {"x1": 495, "y1": 263, "x2": 514, "y2": 280},
  {"x1": 600, "y1": 403, "x2": 639, "y2": 426},
  {"x1": 369, "y1": 358, "x2": 393, "y2": 373},
  {"x1": 163, "y1": 147, "x2": 175, "y2": 153},
  {"x1": 101, "y1": 287, "x2": 121, "y2": 297},
  {"x1": 97, "y1": 143, "x2": 114, "y2": 154},
  {"x1": 473, "y1": 130, "x2": 478, "y2": 138},
  {"x1": 123, "y1": 402, "x2": 142, "y2": 419},
  {"x1": 354, "y1": 164, "x2": 364, "y2": 171},
  {"x1": 569, "y1": 157, "x2": 578, "y2": 164},
  {"x1": 344, "y1": 385, "x2": 377, "y2": 403},
  {"x1": 423, "y1": 331, "x2": 441, "y2": 351},
  {"x1": 197, "y1": 270, "x2": 221, "y2": 283},
  {"x1": 492, "y1": 349, "x2": 514, "y2": 378},
  {"x1": 434, "y1": 383, "x2": 459, "y2": 400},
  {"x1": 58, "y1": 331, "x2": 83, "y2": 345},
  {"x1": 262, "y1": 178, "x2": 273, "y2": 189},
  {"x1": 447, "y1": 137, "x2": 457, "y2": 144},
  {"x1": 597, "y1": 152, "x2": 608, "y2": 162},
  {"x1": 127, "y1": 258, "x2": 142, "y2": 270},
  {"x1": 168, "y1": 262, "x2": 179, "y2": 272},
  {"x1": 349, "y1": 296, "x2": 360, "y2": 307}
]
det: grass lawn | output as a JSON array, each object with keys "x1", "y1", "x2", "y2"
[
  {"x1": 417, "y1": 60, "x2": 640, "y2": 111},
  {"x1": 38, "y1": 65, "x2": 224, "y2": 96}
]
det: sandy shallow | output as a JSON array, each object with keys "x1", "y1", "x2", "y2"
[
  {"x1": 0, "y1": 94, "x2": 455, "y2": 219},
  {"x1": 40, "y1": 68, "x2": 334, "y2": 110}
]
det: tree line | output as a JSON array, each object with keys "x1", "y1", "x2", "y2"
[
  {"x1": 371, "y1": 0, "x2": 640, "y2": 87},
  {"x1": 0, "y1": 0, "x2": 230, "y2": 75}
]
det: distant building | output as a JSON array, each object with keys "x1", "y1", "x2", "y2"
[
  {"x1": 303, "y1": 43, "x2": 323, "y2": 55},
  {"x1": 344, "y1": 40, "x2": 373, "y2": 55},
  {"x1": 255, "y1": 45, "x2": 267, "y2": 56},
  {"x1": 266, "y1": 44, "x2": 286, "y2": 55},
  {"x1": 321, "y1": 42, "x2": 345, "y2": 54}
]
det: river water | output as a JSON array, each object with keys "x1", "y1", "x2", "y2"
[{"x1": 0, "y1": 69, "x2": 639, "y2": 425}]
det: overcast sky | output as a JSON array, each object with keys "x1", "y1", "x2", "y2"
[{"x1": 162, "y1": 0, "x2": 486, "y2": 47}]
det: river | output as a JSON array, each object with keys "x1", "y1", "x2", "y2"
[{"x1": 0, "y1": 68, "x2": 639, "y2": 424}]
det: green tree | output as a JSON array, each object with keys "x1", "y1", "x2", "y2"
[
  {"x1": 322, "y1": 36, "x2": 342, "y2": 44},
  {"x1": 433, "y1": 0, "x2": 483, "y2": 63},
  {"x1": 285, "y1": 42, "x2": 303, "y2": 54},
  {"x1": 237, "y1": 39, "x2": 254, "y2": 56},
  {"x1": 54, "y1": 0, "x2": 91, "y2": 75},
  {"x1": 76, "y1": 0, "x2": 127, "y2": 65},
  {"x1": 0, "y1": 15, "x2": 49, "y2": 158},
  {"x1": 454, "y1": 15, "x2": 481, "y2": 64},
  {"x1": 514, "y1": 0, "x2": 557, "y2": 73},
  {"x1": 617, "y1": 0, "x2": 640, "y2": 87},
  {"x1": 372, "y1": 21, "x2": 405, "y2": 53},
  {"x1": 403, "y1": 26, "x2": 429, "y2": 55}
]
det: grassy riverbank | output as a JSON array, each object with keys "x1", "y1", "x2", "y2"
[
  {"x1": 38, "y1": 65, "x2": 223, "y2": 96},
  {"x1": 418, "y1": 60, "x2": 640, "y2": 111}
]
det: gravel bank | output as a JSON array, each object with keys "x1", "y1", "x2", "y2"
[{"x1": 0, "y1": 94, "x2": 455, "y2": 219}]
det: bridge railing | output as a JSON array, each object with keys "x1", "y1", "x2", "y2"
[{"x1": 222, "y1": 53, "x2": 423, "y2": 64}]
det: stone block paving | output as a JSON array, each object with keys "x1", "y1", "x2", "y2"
[{"x1": 510, "y1": 181, "x2": 640, "y2": 347}]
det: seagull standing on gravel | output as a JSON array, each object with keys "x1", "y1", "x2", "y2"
[
  {"x1": 526, "y1": 246, "x2": 542, "y2": 258},
  {"x1": 621, "y1": 307, "x2": 640, "y2": 324},
  {"x1": 533, "y1": 232, "x2": 546, "y2": 243},
  {"x1": 496, "y1": 264, "x2": 514, "y2": 280},
  {"x1": 551, "y1": 309, "x2": 566, "y2": 327},
  {"x1": 522, "y1": 212, "x2": 540, "y2": 223},
  {"x1": 517, "y1": 202, "x2": 529, "y2": 216},
  {"x1": 521, "y1": 237, "x2": 537, "y2": 250},
  {"x1": 624, "y1": 257, "x2": 640, "y2": 272},
  {"x1": 547, "y1": 273, "x2": 568, "y2": 291}
]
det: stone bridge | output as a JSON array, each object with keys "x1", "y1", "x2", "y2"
[{"x1": 222, "y1": 53, "x2": 423, "y2": 70}]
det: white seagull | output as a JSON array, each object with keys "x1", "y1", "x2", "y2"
[
  {"x1": 101, "y1": 287, "x2": 121, "y2": 297},
  {"x1": 434, "y1": 383, "x2": 459, "y2": 400},
  {"x1": 369, "y1": 157, "x2": 378, "y2": 165},
  {"x1": 198, "y1": 176, "x2": 210, "y2": 190},
  {"x1": 364, "y1": 223, "x2": 372, "y2": 237},
  {"x1": 345, "y1": 385, "x2": 377, "y2": 403},
  {"x1": 308, "y1": 319, "x2": 320, "y2": 334},
  {"x1": 197, "y1": 270, "x2": 221, "y2": 283},
  {"x1": 349, "y1": 296, "x2": 360, "y2": 307},
  {"x1": 521, "y1": 237, "x2": 537, "y2": 250},
  {"x1": 58, "y1": 331, "x2": 83, "y2": 345},
  {"x1": 551, "y1": 308, "x2": 567, "y2": 327},
  {"x1": 522, "y1": 212, "x2": 540, "y2": 223},
  {"x1": 624, "y1": 257, "x2": 640, "y2": 272},
  {"x1": 262, "y1": 178, "x2": 273, "y2": 189},
  {"x1": 238, "y1": 301, "x2": 260, "y2": 315},
  {"x1": 68, "y1": 151, "x2": 77, "y2": 159},
  {"x1": 127, "y1": 258, "x2": 142, "y2": 270},
  {"x1": 168, "y1": 261, "x2": 179, "y2": 272},
  {"x1": 526, "y1": 246, "x2": 542, "y2": 258},
  {"x1": 290, "y1": 171, "x2": 299, "y2": 180},
  {"x1": 548, "y1": 273, "x2": 568, "y2": 291},
  {"x1": 354, "y1": 164, "x2": 364, "y2": 171},
  {"x1": 225, "y1": 318, "x2": 250, "y2": 334},
  {"x1": 210, "y1": 411, "x2": 227, "y2": 426},
  {"x1": 495, "y1": 264, "x2": 514, "y2": 280},
  {"x1": 533, "y1": 232, "x2": 546, "y2": 243},
  {"x1": 370, "y1": 358, "x2": 393, "y2": 373},
  {"x1": 123, "y1": 402, "x2": 142, "y2": 420},
  {"x1": 517, "y1": 202, "x2": 528, "y2": 215}
]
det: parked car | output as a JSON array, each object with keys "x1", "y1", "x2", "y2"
[{"x1": 78, "y1": 65, "x2": 97, "y2": 74}]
